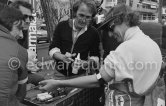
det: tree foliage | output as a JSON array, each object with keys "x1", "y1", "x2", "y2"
[
  {"x1": 40, "y1": 0, "x2": 71, "y2": 42},
  {"x1": 40, "y1": 0, "x2": 58, "y2": 42}
]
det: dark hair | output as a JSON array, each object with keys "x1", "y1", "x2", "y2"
[
  {"x1": 72, "y1": 0, "x2": 97, "y2": 18},
  {"x1": 0, "y1": 2, "x2": 7, "y2": 11},
  {"x1": 9, "y1": 0, "x2": 33, "y2": 12},
  {"x1": 0, "y1": 6, "x2": 24, "y2": 31},
  {"x1": 94, "y1": 0, "x2": 104, "y2": 8},
  {"x1": 98, "y1": 4, "x2": 140, "y2": 29},
  {"x1": 0, "y1": 3, "x2": 7, "y2": 26}
]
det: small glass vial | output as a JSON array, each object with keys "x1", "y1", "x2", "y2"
[{"x1": 72, "y1": 53, "x2": 81, "y2": 74}]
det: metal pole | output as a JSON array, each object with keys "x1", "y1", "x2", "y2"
[
  {"x1": 158, "y1": 0, "x2": 163, "y2": 24},
  {"x1": 70, "y1": 0, "x2": 74, "y2": 19}
]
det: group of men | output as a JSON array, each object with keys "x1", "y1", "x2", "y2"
[
  {"x1": 41, "y1": 0, "x2": 165, "y2": 106},
  {"x1": 0, "y1": 0, "x2": 165, "y2": 106}
]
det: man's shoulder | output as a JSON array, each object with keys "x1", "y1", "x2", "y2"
[
  {"x1": 88, "y1": 25, "x2": 99, "y2": 33},
  {"x1": 57, "y1": 20, "x2": 70, "y2": 27},
  {"x1": 18, "y1": 45, "x2": 28, "y2": 56},
  {"x1": 17, "y1": 45, "x2": 28, "y2": 64},
  {"x1": 0, "y1": 34, "x2": 18, "y2": 49}
]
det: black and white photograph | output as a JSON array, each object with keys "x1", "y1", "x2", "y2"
[{"x1": 0, "y1": 0, "x2": 165, "y2": 106}]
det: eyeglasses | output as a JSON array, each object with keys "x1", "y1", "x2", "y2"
[
  {"x1": 7, "y1": 0, "x2": 12, "y2": 5},
  {"x1": 23, "y1": 15, "x2": 34, "y2": 21},
  {"x1": 78, "y1": 14, "x2": 92, "y2": 21},
  {"x1": 108, "y1": 16, "x2": 121, "y2": 31},
  {"x1": 17, "y1": 21, "x2": 24, "y2": 30}
]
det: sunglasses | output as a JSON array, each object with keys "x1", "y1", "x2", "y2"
[
  {"x1": 108, "y1": 16, "x2": 122, "y2": 31},
  {"x1": 17, "y1": 21, "x2": 24, "y2": 30},
  {"x1": 109, "y1": 21, "x2": 115, "y2": 31},
  {"x1": 23, "y1": 15, "x2": 34, "y2": 21},
  {"x1": 13, "y1": 20, "x2": 23, "y2": 30}
]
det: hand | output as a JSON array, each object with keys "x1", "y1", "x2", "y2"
[
  {"x1": 27, "y1": 62, "x2": 40, "y2": 73},
  {"x1": 65, "y1": 52, "x2": 76, "y2": 58},
  {"x1": 53, "y1": 52, "x2": 76, "y2": 63},
  {"x1": 61, "y1": 54, "x2": 73, "y2": 63},
  {"x1": 27, "y1": 49, "x2": 37, "y2": 62},
  {"x1": 62, "y1": 52, "x2": 76, "y2": 63},
  {"x1": 39, "y1": 79, "x2": 60, "y2": 92}
]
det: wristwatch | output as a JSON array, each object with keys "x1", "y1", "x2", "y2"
[{"x1": 95, "y1": 72, "x2": 106, "y2": 87}]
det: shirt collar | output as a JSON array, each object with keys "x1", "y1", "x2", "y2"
[
  {"x1": 0, "y1": 24, "x2": 10, "y2": 34},
  {"x1": 73, "y1": 19, "x2": 87, "y2": 32},
  {"x1": 0, "y1": 24, "x2": 17, "y2": 41},
  {"x1": 124, "y1": 26, "x2": 145, "y2": 41}
]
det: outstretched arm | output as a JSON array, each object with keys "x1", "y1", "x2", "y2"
[{"x1": 39, "y1": 65, "x2": 114, "y2": 92}]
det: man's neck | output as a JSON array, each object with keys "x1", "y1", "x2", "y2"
[{"x1": 74, "y1": 20, "x2": 82, "y2": 32}]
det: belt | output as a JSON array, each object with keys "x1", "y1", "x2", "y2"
[
  {"x1": 109, "y1": 82, "x2": 129, "y2": 94},
  {"x1": 109, "y1": 79, "x2": 141, "y2": 97}
]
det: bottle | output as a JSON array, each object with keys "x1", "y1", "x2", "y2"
[{"x1": 72, "y1": 53, "x2": 81, "y2": 74}]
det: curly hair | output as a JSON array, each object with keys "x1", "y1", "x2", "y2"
[
  {"x1": 99, "y1": 4, "x2": 140, "y2": 29},
  {"x1": 0, "y1": 6, "x2": 24, "y2": 31},
  {"x1": 72, "y1": 0, "x2": 97, "y2": 18},
  {"x1": 110, "y1": 4, "x2": 141, "y2": 27},
  {"x1": 0, "y1": 2, "x2": 7, "y2": 11}
]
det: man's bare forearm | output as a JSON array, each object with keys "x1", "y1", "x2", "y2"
[{"x1": 58, "y1": 75, "x2": 100, "y2": 88}]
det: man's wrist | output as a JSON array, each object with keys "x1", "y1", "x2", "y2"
[
  {"x1": 55, "y1": 80, "x2": 64, "y2": 87},
  {"x1": 53, "y1": 53, "x2": 63, "y2": 61}
]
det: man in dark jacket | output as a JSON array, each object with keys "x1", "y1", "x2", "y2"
[
  {"x1": 49, "y1": 0, "x2": 100, "y2": 77},
  {"x1": 0, "y1": 4, "x2": 28, "y2": 106}
]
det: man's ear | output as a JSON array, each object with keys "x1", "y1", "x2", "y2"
[
  {"x1": 13, "y1": 20, "x2": 21, "y2": 26},
  {"x1": 7, "y1": 0, "x2": 12, "y2": 5}
]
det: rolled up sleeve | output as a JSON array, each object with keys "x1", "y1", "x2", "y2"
[
  {"x1": 102, "y1": 51, "x2": 133, "y2": 82},
  {"x1": 49, "y1": 47, "x2": 61, "y2": 58}
]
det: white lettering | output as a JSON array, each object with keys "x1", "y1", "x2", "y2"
[
  {"x1": 29, "y1": 26, "x2": 37, "y2": 33},
  {"x1": 28, "y1": 12, "x2": 37, "y2": 59}
]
